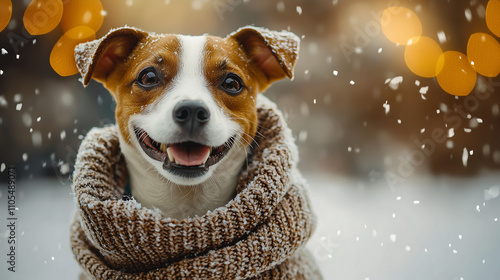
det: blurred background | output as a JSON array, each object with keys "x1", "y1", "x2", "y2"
[
  {"x1": 1, "y1": 0, "x2": 500, "y2": 180},
  {"x1": 1, "y1": 0, "x2": 500, "y2": 279}
]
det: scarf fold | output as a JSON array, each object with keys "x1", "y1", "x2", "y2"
[{"x1": 70, "y1": 96, "x2": 321, "y2": 279}]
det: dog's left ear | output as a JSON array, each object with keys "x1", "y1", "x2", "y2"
[
  {"x1": 75, "y1": 27, "x2": 148, "y2": 87},
  {"x1": 230, "y1": 26, "x2": 300, "y2": 87}
]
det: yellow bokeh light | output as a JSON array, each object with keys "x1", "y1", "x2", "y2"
[
  {"x1": 467, "y1": 32, "x2": 500, "y2": 77},
  {"x1": 436, "y1": 51, "x2": 477, "y2": 96},
  {"x1": 0, "y1": 0, "x2": 12, "y2": 32},
  {"x1": 61, "y1": 0, "x2": 104, "y2": 32},
  {"x1": 381, "y1": 6, "x2": 422, "y2": 45},
  {"x1": 486, "y1": 0, "x2": 500, "y2": 37},
  {"x1": 23, "y1": 0, "x2": 63, "y2": 35},
  {"x1": 404, "y1": 36, "x2": 444, "y2": 78},
  {"x1": 50, "y1": 26, "x2": 96, "y2": 76}
]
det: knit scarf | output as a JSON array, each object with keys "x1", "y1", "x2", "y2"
[{"x1": 70, "y1": 96, "x2": 321, "y2": 279}]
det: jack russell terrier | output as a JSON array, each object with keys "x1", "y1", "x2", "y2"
[{"x1": 75, "y1": 26, "x2": 299, "y2": 219}]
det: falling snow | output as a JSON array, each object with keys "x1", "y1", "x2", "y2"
[
  {"x1": 383, "y1": 101, "x2": 390, "y2": 115},
  {"x1": 462, "y1": 148, "x2": 469, "y2": 167},
  {"x1": 32, "y1": 131, "x2": 42, "y2": 147},
  {"x1": 276, "y1": 1, "x2": 285, "y2": 12},
  {"x1": 448, "y1": 128, "x2": 455, "y2": 138},
  {"x1": 390, "y1": 234, "x2": 397, "y2": 243},
  {"x1": 296, "y1": 6, "x2": 302, "y2": 15},
  {"x1": 14, "y1": 93, "x2": 22, "y2": 102},
  {"x1": 437, "y1": 31, "x2": 447, "y2": 43},
  {"x1": 386, "y1": 76, "x2": 403, "y2": 90},
  {"x1": 59, "y1": 163, "x2": 70, "y2": 175},
  {"x1": 0, "y1": 96, "x2": 7, "y2": 107},
  {"x1": 477, "y1": 4, "x2": 486, "y2": 18},
  {"x1": 465, "y1": 8, "x2": 472, "y2": 22},
  {"x1": 484, "y1": 186, "x2": 500, "y2": 200}
]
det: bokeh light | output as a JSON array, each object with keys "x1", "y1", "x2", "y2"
[
  {"x1": 49, "y1": 26, "x2": 96, "y2": 76},
  {"x1": 486, "y1": 0, "x2": 500, "y2": 37},
  {"x1": 381, "y1": 7, "x2": 422, "y2": 45},
  {"x1": 61, "y1": 0, "x2": 104, "y2": 32},
  {"x1": 467, "y1": 32, "x2": 500, "y2": 77},
  {"x1": 436, "y1": 51, "x2": 477, "y2": 96},
  {"x1": 0, "y1": 0, "x2": 12, "y2": 32},
  {"x1": 404, "y1": 36, "x2": 444, "y2": 78},
  {"x1": 23, "y1": 0, "x2": 63, "y2": 35}
]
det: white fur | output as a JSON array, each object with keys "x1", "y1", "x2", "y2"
[{"x1": 120, "y1": 35, "x2": 248, "y2": 219}]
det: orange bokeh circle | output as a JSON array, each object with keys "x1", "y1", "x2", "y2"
[
  {"x1": 23, "y1": 0, "x2": 63, "y2": 35},
  {"x1": 50, "y1": 26, "x2": 96, "y2": 76},
  {"x1": 61, "y1": 0, "x2": 104, "y2": 32},
  {"x1": 0, "y1": 0, "x2": 12, "y2": 32},
  {"x1": 467, "y1": 32, "x2": 500, "y2": 77},
  {"x1": 486, "y1": 0, "x2": 500, "y2": 37},
  {"x1": 436, "y1": 51, "x2": 477, "y2": 96},
  {"x1": 381, "y1": 7, "x2": 422, "y2": 45},
  {"x1": 405, "y1": 36, "x2": 444, "y2": 78}
]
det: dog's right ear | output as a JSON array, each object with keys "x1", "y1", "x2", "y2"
[{"x1": 75, "y1": 27, "x2": 148, "y2": 87}]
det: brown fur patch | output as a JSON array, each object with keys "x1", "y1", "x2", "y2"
[
  {"x1": 103, "y1": 35, "x2": 181, "y2": 143},
  {"x1": 202, "y1": 35, "x2": 271, "y2": 146}
]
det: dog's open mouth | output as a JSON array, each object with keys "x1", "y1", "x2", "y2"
[{"x1": 134, "y1": 127, "x2": 234, "y2": 177}]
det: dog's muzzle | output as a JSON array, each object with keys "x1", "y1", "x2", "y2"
[{"x1": 134, "y1": 100, "x2": 235, "y2": 178}]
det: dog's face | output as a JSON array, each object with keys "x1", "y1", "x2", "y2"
[{"x1": 75, "y1": 26, "x2": 299, "y2": 186}]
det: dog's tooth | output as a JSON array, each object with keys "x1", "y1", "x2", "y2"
[
  {"x1": 166, "y1": 147, "x2": 175, "y2": 162},
  {"x1": 160, "y1": 143, "x2": 167, "y2": 153},
  {"x1": 203, "y1": 149, "x2": 210, "y2": 164}
]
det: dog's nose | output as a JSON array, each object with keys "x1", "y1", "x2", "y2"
[{"x1": 173, "y1": 100, "x2": 210, "y2": 132}]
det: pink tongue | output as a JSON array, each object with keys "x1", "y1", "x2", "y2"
[{"x1": 168, "y1": 144, "x2": 210, "y2": 166}]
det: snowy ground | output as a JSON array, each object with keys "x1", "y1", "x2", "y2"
[{"x1": 1, "y1": 172, "x2": 499, "y2": 279}]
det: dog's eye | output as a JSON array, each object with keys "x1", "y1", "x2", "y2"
[
  {"x1": 137, "y1": 67, "x2": 160, "y2": 88},
  {"x1": 220, "y1": 74, "x2": 244, "y2": 95}
]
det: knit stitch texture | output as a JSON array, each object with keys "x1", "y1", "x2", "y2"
[{"x1": 70, "y1": 96, "x2": 321, "y2": 279}]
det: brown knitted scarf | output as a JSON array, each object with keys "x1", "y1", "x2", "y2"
[{"x1": 70, "y1": 96, "x2": 321, "y2": 279}]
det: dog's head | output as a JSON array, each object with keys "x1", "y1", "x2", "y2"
[{"x1": 75, "y1": 26, "x2": 299, "y2": 186}]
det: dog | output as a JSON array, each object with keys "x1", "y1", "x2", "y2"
[{"x1": 75, "y1": 26, "x2": 299, "y2": 219}]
